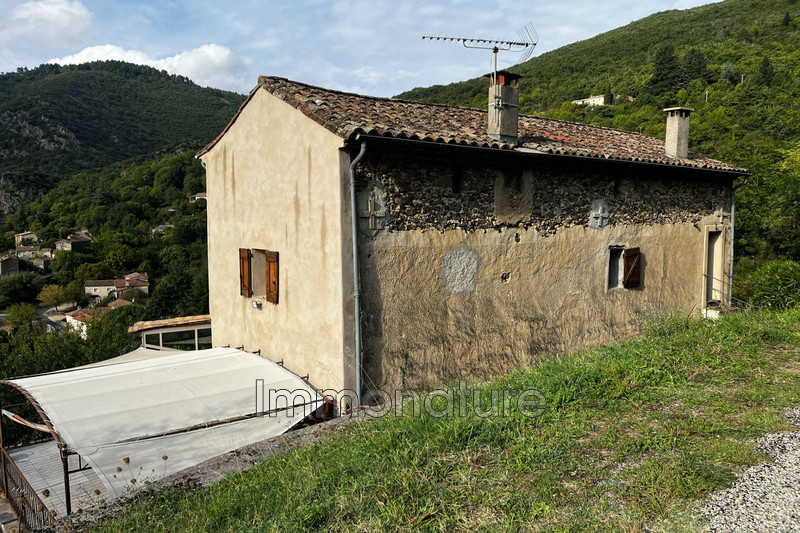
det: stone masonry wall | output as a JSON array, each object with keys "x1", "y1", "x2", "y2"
[
  {"x1": 356, "y1": 155, "x2": 730, "y2": 236},
  {"x1": 356, "y1": 153, "x2": 732, "y2": 392}
]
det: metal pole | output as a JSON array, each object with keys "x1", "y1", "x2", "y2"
[
  {"x1": 60, "y1": 446, "x2": 71, "y2": 515},
  {"x1": 348, "y1": 138, "x2": 368, "y2": 406},
  {"x1": 0, "y1": 395, "x2": 7, "y2": 497}
]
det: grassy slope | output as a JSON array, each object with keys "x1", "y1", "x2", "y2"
[{"x1": 86, "y1": 309, "x2": 800, "y2": 532}]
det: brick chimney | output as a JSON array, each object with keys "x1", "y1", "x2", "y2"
[
  {"x1": 484, "y1": 70, "x2": 522, "y2": 145},
  {"x1": 663, "y1": 107, "x2": 693, "y2": 158}
]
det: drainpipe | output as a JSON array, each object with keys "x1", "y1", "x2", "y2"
[
  {"x1": 729, "y1": 177, "x2": 749, "y2": 307},
  {"x1": 348, "y1": 137, "x2": 367, "y2": 407}
]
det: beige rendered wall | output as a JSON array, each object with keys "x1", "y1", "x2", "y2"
[
  {"x1": 201, "y1": 88, "x2": 354, "y2": 392},
  {"x1": 361, "y1": 220, "x2": 730, "y2": 392}
]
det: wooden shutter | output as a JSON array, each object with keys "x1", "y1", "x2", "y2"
[
  {"x1": 623, "y1": 247, "x2": 641, "y2": 289},
  {"x1": 239, "y1": 248, "x2": 252, "y2": 297},
  {"x1": 266, "y1": 251, "x2": 279, "y2": 304}
]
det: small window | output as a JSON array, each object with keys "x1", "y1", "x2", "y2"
[
  {"x1": 243, "y1": 248, "x2": 279, "y2": 304},
  {"x1": 608, "y1": 246, "x2": 641, "y2": 289},
  {"x1": 608, "y1": 247, "x2": 624, "y2": 289}
]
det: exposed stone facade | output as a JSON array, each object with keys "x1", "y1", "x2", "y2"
[
  {"x1": 356, "y1": 153, "x2": 733, "y2": 391},
  {"x1": 357, "y1": 156, "x2": 730, "y2": 236}
]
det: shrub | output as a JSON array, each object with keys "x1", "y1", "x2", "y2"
[{"x1": 733, "y1": 258, "x2": 800, "y2": 308}]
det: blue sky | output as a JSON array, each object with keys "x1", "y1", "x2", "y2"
[{"x1": 0, "y1": 0, "x2": 717, "y2": 96}]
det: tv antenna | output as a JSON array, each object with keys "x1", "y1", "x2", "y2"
[{"x1": 422, "y1": 22, "x2": 538, "y2": 76}]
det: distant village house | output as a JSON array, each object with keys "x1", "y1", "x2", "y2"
[
  {"x1": 84, "y1": 273, "x2": 149, "y2": 301},
  {"x1": 571, "y1": 94, "x2": 635, "y2": 106},
  {"x1": 0, "y1": 255, "x2": 19, "y2": 277}
]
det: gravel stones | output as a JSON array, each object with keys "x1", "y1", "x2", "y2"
[{"x1": 703, "y1": 408, "x2": 800, "y2": 532}]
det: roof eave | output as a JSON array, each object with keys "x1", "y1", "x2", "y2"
[{"x1": 352, "y1": 133, "x2": 748, "y2": 178}]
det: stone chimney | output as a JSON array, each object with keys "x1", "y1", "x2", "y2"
[
  {"x1": 663, "y1": 106, "x2": 693, "y2": 158},
  {"x1": 484, "y1": 70, "x2": 523, "y2": 145}
]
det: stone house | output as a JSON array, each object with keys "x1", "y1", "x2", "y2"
[
  {"x1": 198, "y1": 74, "x2": 747, "y2": 397},
  {"x1": 55, "y1": 233, "x2": 93, "y2": 253},
  {"x1": 0, "y1": 255, "x2": 19, "y2": 277},
  {"x1": 14, "y1": 231, "x2": 37, "y2": 248},
  {"x1": 84, "y1": 273, "x2": 150, "y2": 301}
]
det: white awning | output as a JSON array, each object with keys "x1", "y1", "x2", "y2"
[{"x1": 5, "y1": 347, "x2": 322, "y2": 499}]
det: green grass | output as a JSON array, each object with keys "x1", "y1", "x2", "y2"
[{"x1": 83, "y1": 309, "x2": 800, "y2": 532}]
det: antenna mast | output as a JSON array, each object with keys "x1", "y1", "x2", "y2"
[
  {"x1": 422, "y1": 22, "x2": 538, "y2": 84},
  {"x1": 423, "y1": 23, "x2": 538, "y2": 134}
]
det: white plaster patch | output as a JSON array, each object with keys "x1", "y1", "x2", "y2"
[
  {"x1": 443, "y1": 246, "x2": 479, "y2": 295},
  {"x1": 588, "y1": 199, "x2": 609, "y2": 229}
]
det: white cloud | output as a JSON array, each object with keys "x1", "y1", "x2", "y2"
[
  {"x1": 49, "y1": 43, "x2": 253, "y2": 91},
  {"x1": 0, "y1": 0, "x2": 91, "y2": 48}
]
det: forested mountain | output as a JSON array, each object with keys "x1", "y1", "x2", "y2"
[
  {"x1": 0, "y1": 61, "x2": 244, "y2": 212},
  {"x1": 397, "y1": 0, "x2": 800, "y2": 259}
]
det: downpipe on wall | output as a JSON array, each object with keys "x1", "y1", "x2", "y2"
[{"x1": 349, "y1": 136, "x2": 367, "y2": 407}]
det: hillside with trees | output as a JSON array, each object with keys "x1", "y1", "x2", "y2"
[
  {"x1": 397, "y1": 0, "x2": 800, "y2": 261},
  {"x1": 0, "y1": 61, "x2": 244, "y2": 213}
]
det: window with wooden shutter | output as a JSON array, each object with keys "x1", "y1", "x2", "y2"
[
  {"x1": 266, "y1": 251, "x2": 279, "y2": 304},
  {"x1": 608, "y1": 247, "x2": 624, "y2": 289},
  {"x1": 239, "y1": 248, "x2": 252, "y2": 297},
  {"x1": 623, "y1": 247, "x2": 641, "y2": 289}
]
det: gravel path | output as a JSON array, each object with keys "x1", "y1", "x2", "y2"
[{"x1": 702, "y1": 408, "x2": 800, "y2": 532}]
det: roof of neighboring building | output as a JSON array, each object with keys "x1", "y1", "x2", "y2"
[
  {"x1": 128, "y1": 314, "x2": 211, "y2": 333},
  {"x1": 108, "y1": 299, "x2": 132, "y2": 309},
  {"x1": 85, "y1": 279, "x2": 117, "y2": 287},
  {"x1": 198, "y1": 76, "x2": 746, "y2": 173},
  {"x1": 115, "y1": 279, "x2": 149, "y2": 289},
  {"x1": 85, "y1": 277, "x2": 150, "y2": 290},
  {"x1": 58, "y1": 234, "x2": 92, "y2": 243},
  {"x1": 65, "y1": 307, "x2": 112, "y2": 322}
]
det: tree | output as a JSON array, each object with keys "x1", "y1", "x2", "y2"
[
  {"x1": 51, "y1": 251, "x2": 94, "y2": 285},
  {"x1": 682, "y1": 48, "x2": 709, "y2": 85},
  {"x1": 120, "y1": 288, "x2": 145, "y2": 302},
  {"x1": 65, "y1": 280, "x2": 89, "y2": 307},
  {"x1": 85, "y1": 305, "x2": 147, "y2": 362},
  {"x1": 0, "y1": 272, "x2": 45, "y2": 309},
  {"x1": 753, "y1": 57, "x2": 775, "y2": 86},
  {"x1": 75, "y1": 262, "x2": 114, "y2": 285},
  {"x1": 783, "y1": 11, "x2": 792, "y2": 26},
  {"x1": 720, "y1": 63, "x2": 738, "y2": 85},
  {"x1": 38, "y1": 285, "x2": 67, "y2": 311},
  {"x1": 5, "y1": 303, "x2": 39, "y2": 329},
  {"x1": 649, "y1": 44, "x2": 681, "y2": 94},
  {"x1": 603, "y1": 85, "x2": 614, "y2": 106}
]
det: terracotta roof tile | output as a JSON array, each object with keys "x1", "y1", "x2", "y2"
[
  {"x1": 199, "y1": 77, "x2": 745, "y2": 173},
  {"x1": 85, "y1": 279, "x2": 116, "y2": 287}
]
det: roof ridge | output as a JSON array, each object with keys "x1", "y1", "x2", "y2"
[
  {"x1": 260, "y1": 76, "x2": 662, "y2": 141},
  {"x1": 258, "y1": 75, "x2": 484, "y2": 113}
]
